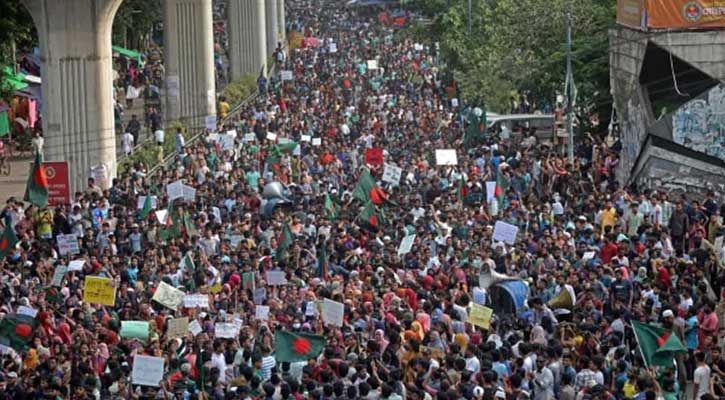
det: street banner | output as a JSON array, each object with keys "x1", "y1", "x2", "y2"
[{"x1": 43, "y1": 161, "x2": 70, "y2": 206}]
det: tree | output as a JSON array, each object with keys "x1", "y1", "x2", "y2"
[
  {"x1": 112, "y1": 0, "x2": 162, "y2": 50},
  {"x1": 408, "y1": 0, "x2": 615, "y2": 125},
  {"x1": 0, "y1": 0, "x2": 36, "y2": 102}
]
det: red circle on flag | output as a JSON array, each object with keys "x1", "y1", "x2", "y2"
[
  {"x1": 0, "y1": 238, "x2": 7, "y2": 250},
  {"x1": 292, "y1": 337, "x2": 312, "y2": 355},
  {"x1": 15, "y1": 323, "x2": 32, "y2": 338}
]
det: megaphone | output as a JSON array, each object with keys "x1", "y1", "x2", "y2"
[
  {"x1": 478, "y1": 270, "x2": 518, "y2": 289},
  {"x1": 548, "y1": 289, "x2": 574, "y2": 310}
]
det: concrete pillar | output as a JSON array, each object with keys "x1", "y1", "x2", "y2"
[
  {"x1": 266, "y1": 0, "x2": 279, "y2": 57},
  {"x1": 228, "y1": 0, "x2": 267, "y2": 81},
  {"x1": 164, "y1": 0, "x2": 217, "y2": 126},
  {"x1": 277, "y1": 0, "x2": 286, "y2": 48},
  {"x1": 22, "y1": 0, "x2": 122, "y2": 193}
]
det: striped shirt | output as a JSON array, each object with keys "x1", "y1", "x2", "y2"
[{"x1": 261, "y1": 355, "x2": 276, "y2": 381}]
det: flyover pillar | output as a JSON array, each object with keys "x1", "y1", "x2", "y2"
[
  {"x1": 228, "y1": 0, "x2": 268, "y2": 81},
  {"x1": 164, "y1": 0, "x2": 217, "y2": 126},
  {"x1": 278, "y1": 0, "x2": 286, "y2": 48},
  {"x1": 22, "y1": 0, "x2": 122, "y2": 192},
  {"x1": 266, "y1": 0, "x2": 279, "y2": 57}
]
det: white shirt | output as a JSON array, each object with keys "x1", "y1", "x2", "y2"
[
  {"x1": 694, "y1": 365, "x2": 711, "y2": 398},
  {"x1": 154, "y1": 129, "x2": 165, "y2": 144},
  {"x1": 122, "y1": 132, "x2": 134, "y2": 153},
  {"x1": 211, "y1": 352, "x2": 227, "y2": 383}
]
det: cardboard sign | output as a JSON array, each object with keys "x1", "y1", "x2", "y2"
[
  {"x1": 152, "y1": 281, "x2": 185, "y2": 311},
  {"x1": 468, "y1": 303, "x2": 493, "y2": 330},
  {"x1": 312, "y1": 138, "x2": 322, "y2": 146},
  {"x1": 255, "y1": 305, "x2": 270, "y2": 321},
  {"x1": 367, "y1": 59, "x2": 379, "y2": 70},
  {"x1": 67, "y1": 259, "x2": 85, "y2": 272},
  {"x1": 397, "y1": 234, "x2": 416, "y2": 256},
  {"x1": 281, "y1": 70, "x2": 293, "y2": 81},
  {"x1": 492, "y1": 221, "x2": 518, "y2": 245},
  {"x1": 131, "y1": 355, "x2": 164, "y2": 387},
  {"x1": 166, "y1": 180, "x2": 184, "y2": 201},
  {"x1": 167, "y1": 317, "x2": 189, "y2": 339},
  {"x1": 51, "y1": 265, "x2": 68, "y2": 287},
  {"x1": 205, "y1": 115, "x2": 217, "y2": 131},
  {"x1": 321, "y1": 298, "x2": 344, "y2": 327},
  {"x1": 57, "y1": 234, "x2": 80, "y2": 256},
  {"x1": 188, "y1": 320, "x2": 203, "y2": 336},
  {"x1": 301, "y1": 134, "x2": 311, "y2": 142},
  {"x1": 214, "y1": 323, "x2": 238, "y2": 338},
  {"x1": 183, "y1": 294, "x2": 209, "y2": 309},
  {"x1": 136, "y1": 196, "x2": 158, "y2": 210},
  {"x1": 244, "y1": 133, "x2": 256, "y2": 142},
  {"x1": 155, "y1": 209, "x2": 168, "y2": 225},
  {"x1": 253, "y1": 288, "x2": 266, "y2": 304},
  {"x1": 266, "y1": 270, "x2": 287, "y2": 286},
  {"x1": 90, "y1": 164, "x2": 109, "y2": 190},
  {"x1": 485, "y1": 181, "x2": 497, "y2": 202},
  {"x1": 120, "y1": 321, "x2": 149, "y2": 339},
  {"x1": 266, "y1": 132, "x2": 277, "y2": 141},
  {"x1": 182, "y1": 185, "x2": 196, "y2": 202},
  {"x1": 435, "y1": 149, "x2": 458, "y2": 165},
  {"x1": 382, "y1": 163, "x2": 402, "y2": 185},
  {"x1": 83, "y1": 276, "x2": 116, "y2": 306},
  {"x1": 329, "y1": 42, "x2": 338, "y2": 53},
  {"x1": 44, "y1": 161, "x2": 70, "y2": 206}
]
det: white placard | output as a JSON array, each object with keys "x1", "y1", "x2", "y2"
[
  {"x1": 301, "y1": 134, "x2": 311, "y2": 142},
  {"x1": 205, "y1": 115, "x2": 217, "y2": 131},
  {"x1": 51, "y1": 265, "x2": 68, "y2": 287},
  {"x1": 166, "y1": 180, "x2": 184, "y2": 201},
  {"x1": 155, "y1": 209, "x2": 168, "y2": 225},
  {"x1": 152, "y1": 281, "x2": 185, "y2": 311},
  {"x1": 715, "y1": 236, "x2": 724, "y2": 256},
  {"x1": 255, "y1": 305, "x2": 270, "y2": 321},
  {"x1": 226, "y1": 130, "x2": 237, "y2": 137},
  {"x1": 266, "y1": 132, "x2": 277, "y2": 141},
  {"x1": 492, "y1": 221, "x2": 518, "y2": 245},
  {"x1": 57, "y1": 234, "x2": 80, "y2": 256},
  {"x1": 244, "y1": 133, "x2": 256, "y2": 142},
  {"x1": 136, "y1": 196, "x2": 158, "y2": 210},
  {"x1": 329, "y1": 43, "x2": 338, "y2": 53},
  {"x1": 219, "y1": 134, "x2": 235, "y2": 151},
  {"x1": 321, "y1": 298, "x2": 344, "y2": 327},
  {"x1": 183, "y1": 294, "x2": 209, "y2": 308},
  {"x1": 582, "y1": 251, "x2": 597, "y2": 261},
  {"x1": 132, "y1": 355, "x2": 164, "y2": 387},
  {"x1": 214, "y1": 322, "x2": 238, "y2": 338},
  {"x1": 397, "y1": 234, "x2": 416, "y2": 256},
  {"x1": 435, "y1": 149, "x2": 458, "y2": 166},
  {"x1": 367, "y1": 60, "x2": 379, "y2": 70},
  {"x1": 67, "y1": 259, "x2": 85, "y2": 272},
  {"x1": 167, "y1": 317, "x2": 189, "y2": 339},
  {"x1": 305, "y1": 300, "x2": 317, "y2": 316},
  {"x1": 182, "y1": 185, "x2": 196, "y2": 202},
  {"x1": 312, "y1": 138, "x2": 322, "y2": 146},
  {"x1": 17, "y1": 306, "x2": 38, "y2": 318},
  {"x1": 382, "y1": 163, "x2": 403, "y2": 185},
  {"x1": 485, "y1": 181, "x2": 497, "y2": 202},
  {"x1": 281, "y1": 70, "x2": 293, "y2": 81},
  {"x1": 253, "y1": 288, "x2": 266, "y2": 304},
  {"x1": 266, "y1": 270, "x2": 287, "y2": 286},
  {"x1": 188, "y1": 320, "x2": 202, "y2": 336}
]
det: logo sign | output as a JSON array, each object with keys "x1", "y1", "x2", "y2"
[
  {"x1": 683, "y1": 1, "x2": 702, "y2": 21},
  {"x1": 43, "y1": 161, "x2": 70, "y2": 206}
]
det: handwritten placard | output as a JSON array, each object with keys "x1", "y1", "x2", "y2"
[
  {"x1": 57, "y1": 234, "x2": 80, "y2": 256},
  {"x1": 188, "y1": 320, "x2": 203, "y2": 336},
  {"x1": 266, "y1": 270, "x2": 287, "y2": 286},
  {"x1": 83, "y1": 276, "x2": 116, "y2": 306},
  {"x1": 397, "y1": 234, "x2": 416, "y2": 256},
  {"x1": 492, "y1": 221, "x2": 518, "y2": 245},
  {"x1": 255, "y1": 305, "x2": 270, "y2": 321},
  {"x1": 321, "y1": 298, "x2": 344, "y2": 327},
  {"x1": 167, "y1": 317, "x2": 189, "y2": 339},
  {"x1": 435, "y1": 149, "x2": 458, "y2": 165},
  {"x1": 152, "y1": 281, "x2": 185, "y2": 311},
  {"x1": 469, "y1": 303, "x2": 493, "y2": 330},
  {"x1": 214, "y1": 323, "x2": 238, "y2": 339},
  {"x1": 120, "y1": 321, "x2": 149, "y2": 339},
  {"x1": 281, "y1": 70, "x2": 293, "y2": 81},
  {"x1": 382, "y1": 163, "x2": 402, "y2": 185},
  {"x1": 51, "y1": 265, "x2": 68, "y2": 287},
  {"x1": 132, "y1": 355, "x2": 164, "y2": 387},
  {"x1": 183, "y1": 294, "x2": 209, "y2": 309}
]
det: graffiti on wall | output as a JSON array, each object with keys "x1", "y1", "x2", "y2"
[{"x1": 672, "y1": 84, "x2": 725, "y2": 160}]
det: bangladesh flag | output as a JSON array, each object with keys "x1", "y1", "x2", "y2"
[
  {"x1": 352, "y1": 169, "x2": 377, "y2": 203},
  {"x1": 495, "y1": 171, "x2": 508, "y2": 205},
  {"x1": 180, "y1": 252, "x2": 195, "y2": 272},
  {"x1": 274, "y1": 330, "x2": 326, "y2": 363},
  {"x1": 182, "y1": 212, "x2": 198, "y2": 237},
  {"x1": 139, "y1": 195, "x2": 153, "y2": 220},
  {"x1": 359, "y1": 201, "x2": 383, "y2": 228},
  {"x1": 267, "y1": 142, "x2": 298, "y2": 168},
  {"x1": 632, "y1": 321, "x2": 686, "y2": 368},
  {"x1": 464, "y1": 107, "x2": 486, "y2": 146},
  {"x1": 160, "y1": 207, "x2": 182, "y2": 241},
  {"x1": 0, "y1": 220, "x2": 18, "y2": 259},
  {"x1": 0, "y1": 314, "x2": 37, "y2": 351},
  {"x1": 458, "y1": 175, "x2": 469, "y2": 204},
  {"x1": 324, "y1": 193, "x2": 337, "y2": 220},
  {"x1": 24, "y1": 152, "x2": 49, "y2": 208},
  {"x1": 275, "y1": 223, "x2": 294, "y2": 262}
]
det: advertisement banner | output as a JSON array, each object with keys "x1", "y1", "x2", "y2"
[
  {"x1": 617, "y1": 0, "x2": 645, "y2": 29},
  {"x1": 647, "y1": 0, "x2": 725, "y2": 29},
  {"x1": 43, "y1": 161, "x2": 70, "y2": 206}
]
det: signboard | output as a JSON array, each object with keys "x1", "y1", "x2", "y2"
[
  {"x1": 321, "y1": 298, "x2": 344, "y2": 327},
  {"x1": 43, "y1": 161, "x2": 70, "y2": 206},
  {"x1": 152, "y1": 281, "x2": 185, "y2": 311},
  {"x1": 469, "y1": 303, "x2": 493, "y2": 330},
  {"x1": 132, "y1": 355, "x2": 164, "y2": 387},
  {"x1": 90, "y1": 164, "x2": 109, "y2": 190},
  {"x1": 435, "y1": 149, "x2": 458, "y2": 165},
  {"x1": 382, "y1": 163, "x2": 403, "y2": 185},
  {"x1": 183, "y1": 294, "x2": 209, "y2": 308},
  {"x1": 83, "y1": 276, "x2": 116, "y2": 306},
  {"x1": 616, "y1": 0, "x2": 645, "y2": 29},
  {"x1": 281, "y1": 70, "x2": 293, "y2": 80},
  {"x1": 492, "y1": 221, "x2": 518, "y2": 245},
  {"x1": 167, "y1": 317, "x2": 189, "y2": 339},
  {"x1": 57, "y1": 234, "x2": 80, "y2": 256},
  {"x1": 397, "y1": 234, "x2": 416, "y2": 256},
  {"x1": 616, "y1": 0, "x2": 725, "y2": 30}
]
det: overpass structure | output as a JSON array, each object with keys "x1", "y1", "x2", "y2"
[{"x1": 21, "y1": 0, "x2": 286, "y2": 193}]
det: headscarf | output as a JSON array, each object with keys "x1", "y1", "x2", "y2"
[
  {"x1": 57, "y1": 322, "x2": 73, "y2": 345},
  {"x1": 23, "y1": 348, "x2": 39, "y2": 370},
  {"x1": 374, "y1": 329, "x2": 389, "y2": 352}
]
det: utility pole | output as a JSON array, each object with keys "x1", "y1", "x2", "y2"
[
  {"x1": 566, "y1": 11, "x2": 574, "y2": 164},
  {"x1": 468, "y1": 0, "x2": 473, "y2": 35}
]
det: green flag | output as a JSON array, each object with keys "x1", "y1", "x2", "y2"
[
  {"x1": 274, "y1": 330, "x2": 326, "y2": 363},
  {"x1": 275, "y1": 224, "x2": 294, "y2": 262},
  {"x1": 495, "y1": 172, "x2": 508, "y2": 206},
  {"x1": 139, "y1": 195, "x2": 153, "y2": 220},
  {"x1": 180, "y1": 252, "x2": 195, "y2": 272},
  {"x1": 182, "y1": 212, "x2": 198, "y2": 237},
  {"x1": 0, "y1": 314, "x2": 37, "y2": 351},
  {"x1": 631, "y1": 321, "x2": 687, "y2": 368},
  {"x1": 352, "y1": 169, "x2": 377, "y2": 203},
  {"x1": 24, "y1": 152, "x2": 49, "y2": 208},
  {"x1": 324, "y1": 193, "x2": 337, "y2": 220},
  {"x1": 0, "y1": 220, "x2": 18, "y2": 259},
  {"x1": 358, "y1": 201, "x2": 382, "y2": 228},
  {"x1": 464, "y1": 108, "x2": 486, "y2": 146}
]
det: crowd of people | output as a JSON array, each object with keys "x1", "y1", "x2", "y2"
[{"x1": 2, "y1": 1, "x2": 725, "y2": 400}]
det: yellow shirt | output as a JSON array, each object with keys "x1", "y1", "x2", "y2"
[
  {"x1": 601, "y1": 207, "x2": 617, "y2": 232},
  {"x1": 218, "y1": 101, "x2": 231, "y2": 118},
  {"x1": 33, "y1": 209, "x2": 54, "y2": 237}
]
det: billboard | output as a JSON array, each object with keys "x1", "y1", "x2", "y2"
[
  {"x1": 647, "y1": 0, "x2": 725, "y2": 29},
  {"x1": 43, "y1": 161, "x2": 70, "y2": 206},
  {"x1": 617, "y1": 0, "x2": 725, "y2": 30}
]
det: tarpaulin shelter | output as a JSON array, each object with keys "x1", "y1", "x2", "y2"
[{"x1": 488, "y1": 280, "x2": 529, "y2": 315}]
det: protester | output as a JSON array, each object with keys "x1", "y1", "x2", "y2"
[{"x1": 0, "y1": 1, "x2": 723, "y2": 400}]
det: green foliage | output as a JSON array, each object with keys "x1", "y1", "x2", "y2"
[
  {"x1": 0, "y1": 0, "x2": 36, "y2": 102},
  {"x1": 221, "y1": 74, "x2": 258, "y2": 107},
  {"x1": 112, "y1": 0, "x2": 162, "y2": 49},
  {"x1": 411, "y1": 0, "x2": 615, "y2": 116},
  {"x1": 118, "y1": 120, "x2": 188, "y2": 174}
]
